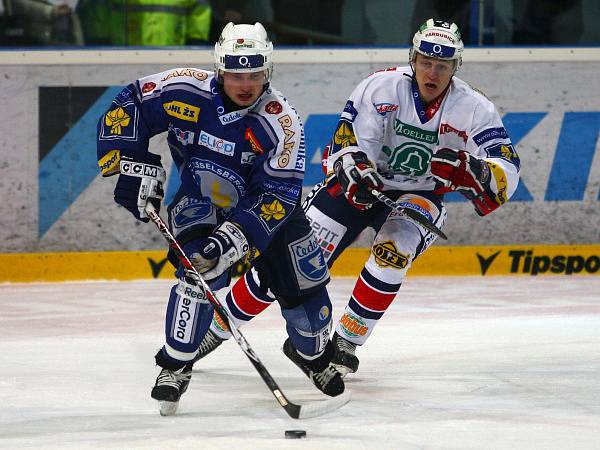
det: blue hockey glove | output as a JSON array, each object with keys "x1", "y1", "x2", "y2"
[
  {"x1": 183, "y1": 221, "x2": 249, "y2": 281},
  {"x1": 114, "y1": 153, "x2": 166, "y2": 222},
  {"x1": 333, "y1": 150, "x2": 383, "y2": 210},
  {"x1": 431, "y1": 148, "x2": 502, "y2": 216}
]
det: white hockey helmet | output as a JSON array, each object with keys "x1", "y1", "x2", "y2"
[
  {"x1": 410, "y1": 19, "x2": 464, "y2": 71},
  {"x1": 214, "y1": 22, "x2": 274, "y2": 82}
]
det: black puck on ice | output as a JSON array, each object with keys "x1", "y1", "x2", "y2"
[{"x1": 285, "y1": 430, "x2": 307, "y2": 439}]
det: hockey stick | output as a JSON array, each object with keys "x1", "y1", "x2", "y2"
[
  {"x1": 370, "y1": 189, "x2": 448, "y2": 240},
  {"x1": 144, "y1": 203, "x2": 351, "y2": 419}
]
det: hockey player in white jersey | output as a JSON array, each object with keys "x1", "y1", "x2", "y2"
[
  {"x1": 306, "y1": 18, "x2": 521, "y2": 375},
  {"x1": 190, "y1": 18, "x2": 520, "y2": 377}
]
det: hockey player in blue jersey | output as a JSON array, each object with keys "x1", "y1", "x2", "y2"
[{"x1": 96, "y1": 22, "x2": 344, "y2": 415}]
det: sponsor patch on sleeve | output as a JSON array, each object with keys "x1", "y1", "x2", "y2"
[
  {"x1": 473, "y1": 127, "x2": 509, "y2": 146},
  {"x1": 484, "y1": 142, "x2": 520, "y2": 169},
  {"x1": 98, "y1": 149, "x2": 121, "y2": 176}
]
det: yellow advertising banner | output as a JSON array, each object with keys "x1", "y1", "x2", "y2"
[{"x1": 2, "y1": 245, "x2": 600, "y2": 283}]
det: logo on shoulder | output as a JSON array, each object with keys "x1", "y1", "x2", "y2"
[
  {"x1": 265, "y1": 101, "x2": 283, "y2": 115},
  {"x1": 141, "y1": 82, "x2": 156, "y2": 95},
  {"x1": 105, "y1": 107, "x2": 131, "y2": 135}
]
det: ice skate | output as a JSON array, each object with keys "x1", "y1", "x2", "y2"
[
  {"x1": 151, "y1": 365, "x2": 192, "y2": 416},
  {"x1": 331, "y1": 332, "x2": 359, "y2": 377},
  {"x1": 283, "y1": 338, "x2": 345, "y2": 397},
  {"x1": 191, "y1": 328, "x2": 226, "y2": 364}
]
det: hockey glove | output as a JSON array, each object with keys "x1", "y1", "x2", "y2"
[
  {"x1": 184, "y1": 221, "x2": 249, "y2": 281},
  {"x1": 333, "y1": 151, "x2": 383, "y2": 210},
  {"x1": 114, "y1": 153, "x2": 166, "y2": 222},
  {"x1": 430, "y1": 148, "x2": 501, "y2": 216}
]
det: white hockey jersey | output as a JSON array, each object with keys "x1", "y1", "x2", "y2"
[{"x1": 325, "y1": 66, "x2": 520, "y2": 205}]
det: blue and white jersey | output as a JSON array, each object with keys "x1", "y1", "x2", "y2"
[{"x1": 97, "y1": 68, "x2": 306, "y2": 251}]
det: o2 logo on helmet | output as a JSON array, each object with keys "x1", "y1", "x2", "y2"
[{"x1": 224, "y1": 54, "x2": 265, "y2": 70}]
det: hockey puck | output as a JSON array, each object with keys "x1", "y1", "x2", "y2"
[{"x1": 285, "y1": 430, "x2": 307, "y2": 439}]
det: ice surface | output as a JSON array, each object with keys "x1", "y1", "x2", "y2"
[{"x1": 1, "y1": 276, "x2": 599, "y2": 449}]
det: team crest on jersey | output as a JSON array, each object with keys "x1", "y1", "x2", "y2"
[
  {"x1": 105, "y1": 107, "x2": 130, "y2": 135},
  {"x1": 248, "y1": 193, "x2": 295, "y2": 234},
  {"x1": 382, "y1": 143, "x2": 432, "y2": 176},
  {"x1": 265, "y1": 101, "x2": 282, "y2": 114},
  {"x1": 99, "y1": 103, "x2": 139, "y2": 141},
  {"x1": 372, "y1": 241, "x2": 409, "y2": 269},
  {"x1": 260, "y1": 199, "x2": 286, "y2": 221},
  {"x1": 289, "y1": 234, "x2": 328, "y2": 284}
]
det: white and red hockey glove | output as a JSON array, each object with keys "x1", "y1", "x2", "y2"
[
  {"x1": 333, "y1": 151, "x2": 383, "y2": 210},
  {"x1": 431, "y1": 148, "x2": 501, "y2": 216}
]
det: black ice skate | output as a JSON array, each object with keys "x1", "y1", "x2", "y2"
[
  {"x1": 283, "y1": 338, "x2": 345, "y2": 397},
  {"x1": 191, "y1": 328, "x2": 225, "y2": 364},
  {"x1": 331, "y1": 332, "x2": 359, "y2": 377},
  {"x1": 151, "y1": 365, "x2": 192, "y2": 416}
]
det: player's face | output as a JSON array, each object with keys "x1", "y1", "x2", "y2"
[
  {"x1": 222, "y1": 71, "x2": 266, "y2": 107},
  {"x1": 414, "y1": 54, "x2": 455, "y2": 103}
]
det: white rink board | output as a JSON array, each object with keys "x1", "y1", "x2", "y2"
[
  {"x1": 0, "y1": 49, "x2": 600, "y2": 252},
  {"x1": 0, "y1": 276, "x2": 599, "y2": 449}
]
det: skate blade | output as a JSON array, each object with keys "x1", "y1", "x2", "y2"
[{"x1": 159, "y1": 400, "x2": 179, "y2": 416}]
